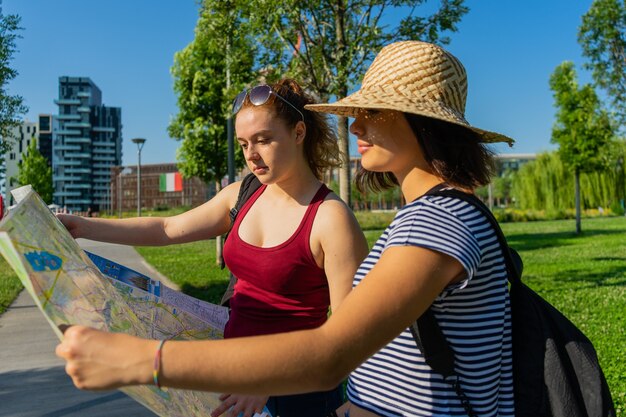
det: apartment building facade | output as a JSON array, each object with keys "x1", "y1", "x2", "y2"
[
  {"x1": 2, "y1": 120, "x2": 39, "y2": 205},
  {"x1": 53, "y1": 76, "x2": 122, "y2": 211}
]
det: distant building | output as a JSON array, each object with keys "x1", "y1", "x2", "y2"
[
  {"x1": 494, "y1": 153, "x2": 536, "y2": 175},
  {"x1": 110, "y1": 163, "x2": 212, "y2": 215},
  {"x1": 2, "y1": 120, "x2": 40, "y2": 205},
  {"x1": 38, "y1": 114, "x2": 54, "y2": 166},
  {"x1": 53, "y1": 76, "x2": 122, "y2": 212}
]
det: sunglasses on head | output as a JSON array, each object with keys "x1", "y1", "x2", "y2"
[{"x1": 232, "y1": 85, "x2": 305, "y2": 122}]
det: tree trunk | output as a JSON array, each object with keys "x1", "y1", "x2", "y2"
[
  {"x1": 215, "y1": 179, "x2": 224, "y2": 265},
  {"x1": 337, "y1": 115, "x2": 351, "y2": 205},
  {"x1": 334, "y1": 1, "x2": 351, "y2": 206},
  {"x1": 575, "y1": 169, "x2": 582, "y2": 234}
]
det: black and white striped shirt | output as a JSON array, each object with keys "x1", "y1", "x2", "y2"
[{"x1": 348, "y1": 193, "x2": 514, "y2": 416}]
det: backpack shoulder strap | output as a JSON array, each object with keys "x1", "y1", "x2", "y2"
[
  {"x1": 219, "y1": 174, "x2": 262, "y2": 306},
  {"x1": 229, "y1": 173, "x2": 262, "y2": 226}
]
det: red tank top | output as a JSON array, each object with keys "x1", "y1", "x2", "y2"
[{"x1": 222, "y1": 183, "x2": 332, "y2": 338}]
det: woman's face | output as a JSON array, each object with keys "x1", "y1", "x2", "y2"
[
  {"x1": 350, "y1": 109, "x2": 422, "y2": 176},
  {"x1": 234, "y1": 105, "x2": 305, "y2": 183}
]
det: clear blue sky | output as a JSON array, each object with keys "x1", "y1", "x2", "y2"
[{"x1": 4, "y1": 0, "x2": 594, "y2": 166}]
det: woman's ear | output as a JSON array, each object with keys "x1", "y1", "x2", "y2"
[{"x1": 294, "y1": 121, "x2": 306, "y2": 144}]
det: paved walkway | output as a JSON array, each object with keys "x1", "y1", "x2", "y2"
[{"x1": 0, "y1": 239, "x2": 179, "y2": 417}]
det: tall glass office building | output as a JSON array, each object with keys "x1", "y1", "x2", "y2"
[{"x1": 53, "y1": 76, "x2": 122, "y2": 211}]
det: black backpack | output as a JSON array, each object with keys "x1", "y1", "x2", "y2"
[
  {"x1": 413, "y1": 186, "x2": 615, "y2": 417},
  {"x1": 219, "y1": 173, "x2": 262, "y2": 306}
]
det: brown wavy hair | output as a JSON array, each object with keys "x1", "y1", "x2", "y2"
[
  {"x1": 356, "y1": 113, "x2": 495, "y2": 193},
  {"x1": 237, "y1": 79, "x2": 341, "y2": 180}
]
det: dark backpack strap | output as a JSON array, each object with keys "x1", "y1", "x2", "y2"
[
  {"x1": 220, "y1": 173, "x2": 262, "y2": 270},
  {"x1": 228, "y1": 173, "x2": 262, "y2": 228},
  {"x1": 410, "y1": 309, "x2": 456, "y2": 378},
  {"x1": 219, "y1": 174, "x2": 262, "y2": 307}
]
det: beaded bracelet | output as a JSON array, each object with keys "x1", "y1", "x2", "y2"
[{"x1": 153, "y1": 339, "x2": 167, "y2": 390}]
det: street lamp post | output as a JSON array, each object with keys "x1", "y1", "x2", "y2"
[
  {"x1": 131, "y1": 138, "x2": 146, "y2": 217},
  {"x1": 117, "y1": 166, "x2": 132, "y2": 218}
]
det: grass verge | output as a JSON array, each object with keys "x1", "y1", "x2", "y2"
[{"x1": 0, "y1": 257, "x2": 22, "y2": 315}]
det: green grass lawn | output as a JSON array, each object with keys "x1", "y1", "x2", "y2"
[
  {"x1": 0, "y1": 256, "x2": 22, "y2": 314},
  {"x1": 0, "y1": 216, "x2": 624, "y2": 413},
  {"x1": 135, "y1": 240, "x2": 231, "y2": 303}
]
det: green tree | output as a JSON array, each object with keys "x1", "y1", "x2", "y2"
[
  {"x1": 250, "y1": 0, "x2": 469, "y2": 205},
  {"x1": 14, "y1": 139, "x2": 53, "y2": 204},
  {"x1": 169, "y1": 1, "x2": 256, "y2": 264},
  {"x1": 578, "y1": 0, "x2": 626, "y2": 130},
  {"x1": 0, "y1": 14, "x2": 28, "y2": 169},
  {"x1": 549, "y1": 61, "x2": 615, "y2": 233},
  {"x1": 169, "y1": 1, "x2": 255, "y2": 188}
]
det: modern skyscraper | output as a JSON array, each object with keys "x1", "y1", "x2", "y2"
[{"x1": 53, "y1": 76, "x2": 122, "y2": 211}]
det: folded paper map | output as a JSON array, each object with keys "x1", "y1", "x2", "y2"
[{"x1": 0, "y1": 186, "x2": 238, "y2": 417}]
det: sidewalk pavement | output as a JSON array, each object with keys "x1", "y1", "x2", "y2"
[{"x1": 0, "y1": 239, "x2": 179, "y2": 417}]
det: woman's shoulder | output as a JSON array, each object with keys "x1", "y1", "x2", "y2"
[
  {"x1": 314, "y1": 189, "x2": 361, "y2": 230},
  {"x1": 318, "y1": 188, "x2": 351, "y2": 214},
  {"x1": 402, "y1": 191, "x2": 481, "y2": 221},
  {"x1": 391, "y1": 193, "x2": 482, "y2": 237}
]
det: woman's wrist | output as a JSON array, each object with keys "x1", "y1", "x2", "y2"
[
  {"x1": 153, "y1": 339, "x2": 167, "y2": 389},
  {"x1": 119, "y1": 335, "x2": 160, "y2": 387}
]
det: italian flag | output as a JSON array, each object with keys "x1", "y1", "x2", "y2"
[{"x1": 159, "y1": 172, "x2": 183, "y2": 192}]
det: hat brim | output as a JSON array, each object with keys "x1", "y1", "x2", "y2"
[{"x1": 305, "y1": 88, "x2": 515, "y2": 145}]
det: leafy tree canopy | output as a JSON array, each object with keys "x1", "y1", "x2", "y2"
[
  {"x1": 578, "y1": 0, "x2": 626, "y2": 130},
  {"x1": 0, "y1": 14, "x2": 27, "y2": 158},
  {"x1": 15, "y1": 139, "x2": 53, "y2": 204},
  {"x1": 549, "y1": 61, "x2": 615, "y2": 174},
  {"x1": 250, "y1": 0, "x2": 468, "y2": 98}
]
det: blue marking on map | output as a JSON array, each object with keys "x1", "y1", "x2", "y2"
[{"x1": 24, "y1": 251, "x2": 63, "y2": 271}]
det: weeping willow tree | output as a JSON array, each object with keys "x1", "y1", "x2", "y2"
[
  {"x1": 512, "y1": 152, "x2": 571, "y2": 211},
  {"x1": 511, "y1": 144, "x2": 626, "y2": 213}
]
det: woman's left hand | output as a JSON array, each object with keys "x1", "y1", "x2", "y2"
[
  {"x1": 55, "y1": 325, "x2": 153, "y2": 390},
  {"x1": 211, "y1": 393, "x2": 270, "y2": 417}
]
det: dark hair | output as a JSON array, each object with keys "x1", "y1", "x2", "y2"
[
  {"x1": 356, "y1": 113, "x2": 495, "y2": 193},
  {"x1": 238, "y1": 78, "x2": 341, "y2": 180}
]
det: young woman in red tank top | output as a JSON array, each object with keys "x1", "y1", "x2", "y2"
[{"x1": 57, "y1": 79, "x2": 369, "y2": 417}]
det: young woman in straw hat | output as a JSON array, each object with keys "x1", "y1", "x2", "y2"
[{"x1": 56, "y1": 42, "x2": 515, "y2": 417}]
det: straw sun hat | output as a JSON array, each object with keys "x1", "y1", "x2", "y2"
[{"x1": 305, "y1": 41, "x2": 514, "y2": 145}]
